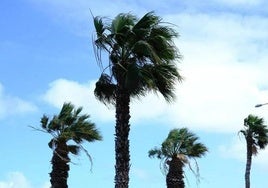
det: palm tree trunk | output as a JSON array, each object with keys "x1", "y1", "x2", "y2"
[
  {"x1": 245, "y1": 140, "x2": 252, "y2": 188},
  {"x1": 114, "y1": 79, "x2": 131, "y2": 188},
  {"x1": 50, "y1": 142, "x2": 70, "y2": 188},
  {"x1": 166, "y1": 157, "x2": 185, "y2": 188}
]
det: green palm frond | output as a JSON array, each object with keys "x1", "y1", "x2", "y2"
[
  {"x1": 140, "y1": 64, "x2": 182, "y2": 102},
  {"x1": 58, "y1": 103, "x2": 75, "y2": 122},
  {"x1": 150, "y1": 25, "x2": 178, "y2": 41},
  {"x1": 47, "y1": 116, "x2": 61, "y2": 131},
  {"x1": 149, "y1": 128, "x2": 208, "y2": 161},
  {"x1": 111, "y1": 13, "x2": 136, "y2": 34},
  {"x1": 133, "y1": 11, "x2": 160, "y2": 33},
  {"x1": 132, "y1": 40, "x2": 162, "y2": 63},
  {"x1": 41, "y1": 115, "x2": 49, "y2": 130},
  {"x1": 69, "y1": 121, "x2": 102, "y2": 143},
  {"x1": 148, "y1": 148, "x2": 163, "y2": 159},
  {"x1": 92, "y1": 11, "x2": 182, "y2": 106},
  {"x1": 38, "y1": 102, "x2": 102, "y2": 154},
  {"x1": 188, "y1": 143, "x2": 208, "y2": 158},
  {"x1": 68, "y1": 145, "x2": 80, "y2": 155},
  {"x1": 149, "y1": 128, "x2": 208, "y2": 180},
  {"x1": 240, "y1": 114, "x2": 268, "y2": 151},
  {"x1": 94, "y1": 74, "x2": 116, "y2": 105},
  {"x1": 94, "y1": 16, "x2": 106, "y2": 38}
]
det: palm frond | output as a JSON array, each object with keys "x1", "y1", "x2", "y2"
[
  {"x1": 40, "y1": 115, "x2": 49, "y2": 130},
  {"x1": 133, "y1": 11, "x2": 160, "y2": 33},
  {"x1": 68, "y1": 145, "x2": 80, "y2": 155},
  {"x1": 35, "y1": 102, "x2": 102, "y2": 167},
  {"x1": 241, "y1": 114, "x2": 268, "y2": 152},
  {"x1": 140, "y1": 64, "x2": 182, "y2": 102},
  {"x1": 148, "y1": 148, "x2": 163, "y2": 159},
  {"x1": 94, "y1": 16, "x2": 106, "y2": 38},
  {"x1": 58, "y1": 103, "x2": 75, "y2": 121},
  {"x1": 132, "y1": 40, "x2": 162, "y2": 63},
  {"x1": 111, "y1": 13, "x2": 136, "y2": 34},
  {"x1": 94, "y1": 74, "x2": 116, "y2": 105}
]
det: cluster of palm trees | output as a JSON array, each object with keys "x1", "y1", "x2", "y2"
[{"x1": 35, "y1": 11, "x2": 268, "y2": 188}]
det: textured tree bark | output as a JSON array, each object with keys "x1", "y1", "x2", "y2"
[
  {"x1": 50, "y1": 142, "x2": 70, "y2": 188},
  {"x1": 114, "y1": 78, "x2": 131, "y2": 188},
  {"x1": 245, "y1": 139, "x2": 252, "y2": 188},
  {"x1": 166, "y1": 157, "x2": 185, "y2": 188}
]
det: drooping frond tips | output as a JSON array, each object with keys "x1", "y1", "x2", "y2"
[
  {"x1": 93, "y1": 16, "x2": 106, "y2": 38},
  {"x1": 94, "y1": 74, "x2": 116, "y2": 105},
  {"x1": 41, "y1": 115, "x2": 49, "y2": 130},
  {"x1": 148, "y1": 148, "x2": 163, "y2": 159}
]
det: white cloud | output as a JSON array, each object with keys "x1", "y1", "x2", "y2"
[
  {"x1": 0, "y1": 83, "x2": 37, "y2": 119},
  {"x1": 42, "y1": 79, "x2": 115, "y2": 122},
  {"x1": 0, "y1": 172, "x2": 30, "y2": 188},
  {"x1": 219, "y1": 136, "x2": 268, "y2": 168},
  {"x1": 214, "y1": 0, "x2": 262, "y2": 6},
  {"x1": 42, "y1": 78, "x2": 177, "y2": 125},
  {"x1": 162, "y1": 12, "x2": 268, "y2": 132},
  {"x1": 41, "y1": 11, "x2": 268, "y2": 133},
  {"x1": 0, "y1": 172, "x2": 50, "y2": 188}
]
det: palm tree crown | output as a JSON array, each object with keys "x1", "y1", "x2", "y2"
[
  {"x1": 239, "y1": 114, "x2": 268, "y2": 188},
  {"x1": 240, "y1": 114, "x2": 268, "y2": 153},
  {"x1": 40, "y1": 102, "x2": 102, "y2": 188},
  {"x1": 93, "y1": 11, "x2": 182, "y2": 103},
  {"x1": 149, "y1": 127, "x2": 207, "y2": 169},
  {"x1": 41, "y1": 103, "x2": 102, "y2": 153},
  {"x1": 149, "y1": 128, "x2": 208, "y2": 188}
]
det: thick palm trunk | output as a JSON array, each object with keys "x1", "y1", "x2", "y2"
[
  {"x1": 50, "y1": 142, "x2": 70, "y2": 188},
  {"x1": 114, "y1": 79, "x2": 131, "y2": 188},
  {"x1": 245, "y1": 140, "x2": 252, "y2": 188},
  {"x1": 166, "y1": 157, "x2": 185, "y2": 188}
]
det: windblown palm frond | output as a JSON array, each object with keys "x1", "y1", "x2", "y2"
[
  {"x1": 239, "y1": 114, "x2": 268, "y2": 188},
  {"x1": 36, "y1": 102, "x2": 102, "y2": 188},
  {"x1": 93, "y1": 11, "x2": 182, "y2": 105},
  {"x1": 149, "y1": 128, "x2": 208, "y2": 179},
  {"x1": 240, "y1": 114, "x2": 268, "y2": 151}
]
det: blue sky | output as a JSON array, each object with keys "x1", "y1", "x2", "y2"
[{"x1": 1, "y1": 0, "x2": 268, "y2": 187}]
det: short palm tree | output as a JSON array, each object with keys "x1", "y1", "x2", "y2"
[
  {"x1": 93, "y1": 11, "x2": 182, "y2": 188},
  {"x1": 239, "y1": 114, "x2": 268, "y2": 188},
  {"x1": 149, "y1": 128, "x2": 208, "y2": 188},
  {"x1": 39, "y1": 102, "x2": 102, "y2": 188}
]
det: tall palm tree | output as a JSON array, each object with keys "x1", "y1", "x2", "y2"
[
  {"x1": 148, "y1": 128, "x2": 208, "y2": 188},
  {"x1": 239, "y1": 114, "x2": 268, "y2": 188},
  {"x1": 93, "y1": 11, "x2": 182, "y2": 188},
  {"x1": 39, "y1": 102, "x2": 102, "y2": 188}
]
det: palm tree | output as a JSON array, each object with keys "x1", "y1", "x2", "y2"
[
  {"x1": 39, "y1": 102, "x2": 102, "y2": 188},
  {"x1": 92, "y1": 11, "x2": 182, "y2": 188},
  {"x1": 239, "y1": 114, "x2": 268, "y2": 188},
  {"x1": 148, "y1": 128, "x2": 208, "y2": 188}
]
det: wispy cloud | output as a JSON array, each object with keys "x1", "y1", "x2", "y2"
[
  {"x1": 219, "y1": 136, "x2": 268, "y2": 169},
  {"x1": 0, "y1": 172, "x2": 49, "y2": 188},
  {"x1": 41, "y1": 79, "x2": 115, "y2": 122},
  {"x1": 0, "y1": 83, "x2": 37, "y2": 119}
]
